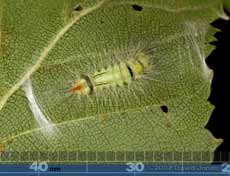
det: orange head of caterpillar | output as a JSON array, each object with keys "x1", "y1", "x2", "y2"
[{"x1": 68, "y1": 75, "x2": 93, "y2": 95}]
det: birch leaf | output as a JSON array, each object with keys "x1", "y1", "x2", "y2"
[{"x1": 0, "y1": 0, "x2": 225, "y2": 162}]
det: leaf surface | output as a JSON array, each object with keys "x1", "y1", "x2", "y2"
[{"x1": 0, "y1": 0, "x2": 225, "y2": 162}]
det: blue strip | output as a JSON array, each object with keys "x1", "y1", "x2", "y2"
[
  {"x1": 0, "y1": 172, "x2": 229, "y2": 176},
  {"x1": 0, "y1": 163, "x2": 228, "y2": 175}
]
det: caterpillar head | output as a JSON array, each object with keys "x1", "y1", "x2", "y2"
[{"x1": 69, "y1": 79, "x2": 91, "y2": 95}]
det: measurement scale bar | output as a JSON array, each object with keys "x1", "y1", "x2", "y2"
[
  {"x1": 0, "y1": 163, "x2": 230, "y2": 176},
  {"x1": 0, "y1": 151, "x2": 230, "y2": 175}
]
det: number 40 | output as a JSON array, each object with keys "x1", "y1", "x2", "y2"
[{"x1": 29, "y1": 161, "x2": 48, "y2": 172}]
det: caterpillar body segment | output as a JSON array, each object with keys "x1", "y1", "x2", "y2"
[
  {"x1": 69, "y1": 52, "x2": 151, "y2": 95},
  {"x1": 93, "y1": 62, "x2": 132, "y2": 88}
]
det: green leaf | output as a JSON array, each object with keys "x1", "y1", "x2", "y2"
[{"x1": 0, "y1": 0, "x2": 225, "y2": 162}]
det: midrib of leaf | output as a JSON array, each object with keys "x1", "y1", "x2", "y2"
[{"x1": 0, "y1": 0, "x2": 107, "y2": 111}]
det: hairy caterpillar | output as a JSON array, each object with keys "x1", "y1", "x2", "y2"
[{"x1": 69, "y1": 52, "x2": 151, "y2": 95}]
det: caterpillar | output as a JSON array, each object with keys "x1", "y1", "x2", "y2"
[{"x1": 69, "y1": 52, "x2": 151, "y2": 95}]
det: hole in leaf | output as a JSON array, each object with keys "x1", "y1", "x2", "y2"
[
  {"x1": 74, "y1": 5, "x2": 83, "y2": 11},
  {"x1": 160, "y1": 105, "x2": 168, "y2": 113},
  {"x1": 132, "y1": 4, "x2": 143, "y2": 11}
]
